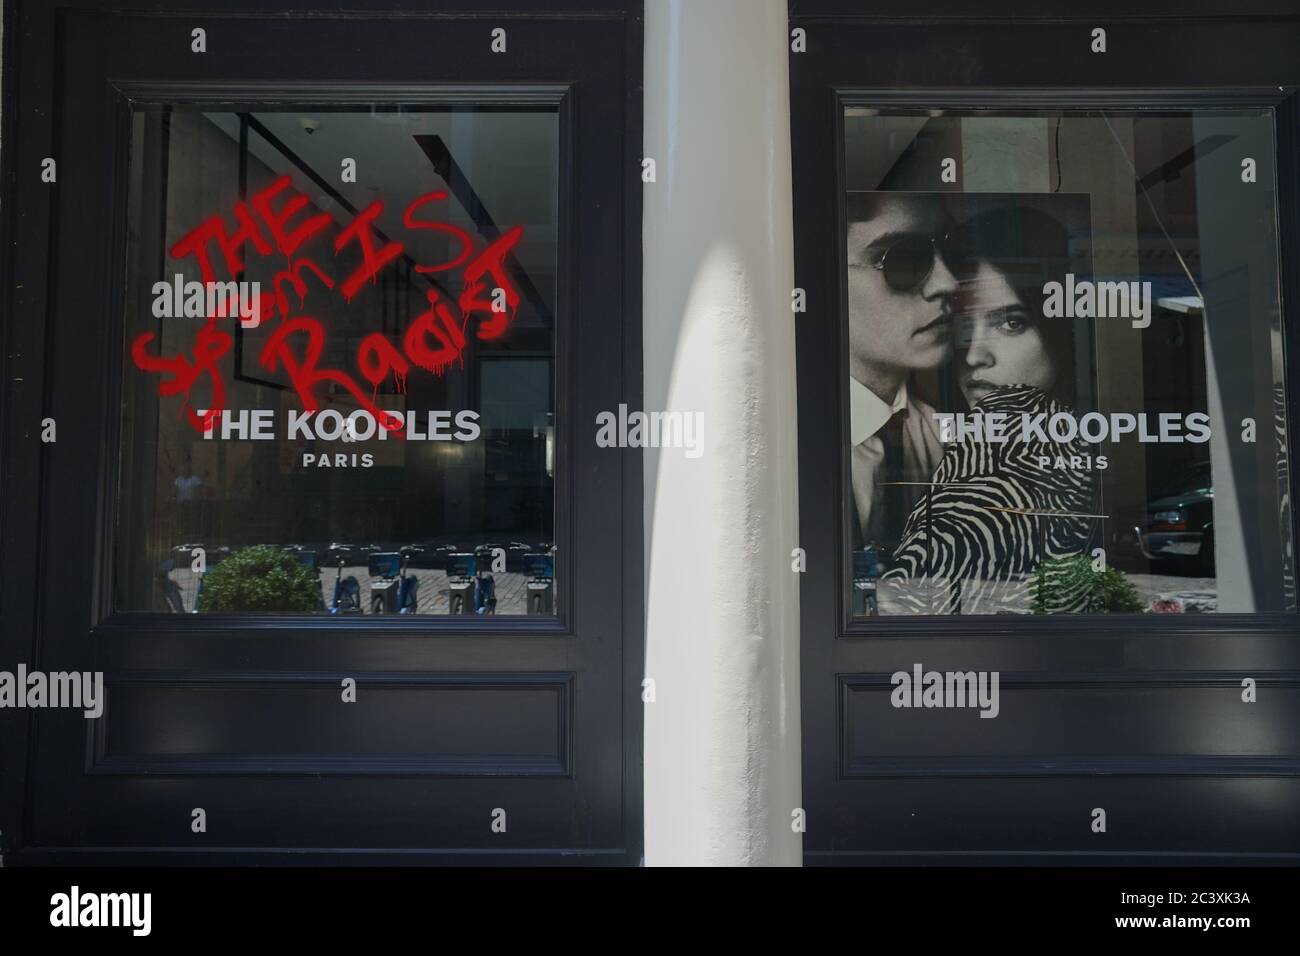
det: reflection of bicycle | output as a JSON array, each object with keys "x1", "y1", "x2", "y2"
[
  {"x1": 852, "y1": 548, "x2": 880, "y2": 617},
  {"x1": 368, "y1": 551, "x2": 420, "y2": 614},
  {"x1": 159, "y1": 553, "x2": 212, "y2": 613},
  {"x1": 331, "y1": 557, "x2": 362, "y2": 614},
  {"x1": 157, "y1": 559, "x2": 187, "y2": 613},
  {"x1": 473, "y1": 546, "x2": 498, "y2": 615},
  {"x1": 444, "y1": 548, "x2": 498, "y2": 615},
  {"x1": 289, "y1": 550, "x2": 329, "y2": 612},
  {"x1": 525, "y1": 551, "x2": 555, "y2": 615},
  {"x1": 445, "y1": 552, "x2": 475, "y2": 614}
]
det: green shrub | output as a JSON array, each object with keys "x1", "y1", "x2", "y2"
[
  {"x1": 1030, "y1": 554, "x2": 1143, "y2": 614},
  {"x1": 198, "y1": 545, "x2": 321, "y2": 613}
]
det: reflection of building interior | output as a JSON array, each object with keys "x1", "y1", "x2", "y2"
[{"x1": 121, "y1": 109, "x2": 560, "y2": 613}]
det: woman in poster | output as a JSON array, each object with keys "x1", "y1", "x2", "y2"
[{"x1": 881, "y1": 205, "x2": 1101, "y2": 614}]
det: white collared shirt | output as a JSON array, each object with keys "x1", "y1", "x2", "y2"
[{"x1": 850, "y1": 377, "x2": 909, "y2": 447}]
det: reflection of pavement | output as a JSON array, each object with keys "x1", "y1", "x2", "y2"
[
  {"x1": 876, "y1": 572, "x2": 1218, "y2": 615},
  {"x1": 166, "y1": 566, "x2": 536, "y2": 615},
  {"x1": 1127, "y1": 574, "x2": 1216, "y2": 613}
]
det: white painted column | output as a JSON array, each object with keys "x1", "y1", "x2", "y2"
[{"x1": 642, "y1": 0, "x2": 802, "y2": 866}]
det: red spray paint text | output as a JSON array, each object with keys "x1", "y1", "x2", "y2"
[{"x1": 131, "y1": 174, "x2": 524, "y2": 433}]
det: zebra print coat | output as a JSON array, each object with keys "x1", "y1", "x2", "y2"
[{"x1": 879, "y1": 385, "x2": 1100, "y2": 615}]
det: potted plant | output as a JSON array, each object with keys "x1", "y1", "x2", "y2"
[
  {"x1": 1030, "y1": 554, "x2": 1144, "y2": 614},
  {"x1": 197, "y1": 545, "x2": 322, "y2": 613}
]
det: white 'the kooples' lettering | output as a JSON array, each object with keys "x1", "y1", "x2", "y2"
[
  {"x1": 1042, "y1": 274, "x2": 1152, "y2": 329},
  {"x1": 198, "y1": 409, "x2": 481, "y2": 442},
  {"x1": 934, "y1": 411, "x2": 1211, "y2": 444}
]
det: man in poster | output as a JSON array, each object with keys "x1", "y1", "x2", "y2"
[
  {"x1": 845, "y1": 192, "x2": 954, "y2": 555},
  {"x1": 849, "y1": 191, "x2": 1103, "y2": 615}
]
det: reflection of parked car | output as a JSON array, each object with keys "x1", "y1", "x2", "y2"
[
  {"x1": 478, "y1": 541, "x2": 545, "y2": 573},
  {"x1": 170, "y1": 543, "x2": 230, "y2": 565},
  {"x1": 1137, "y1": 462, "x2": 1215, "y2": 576},
  {"x1": 404, "y1": 541, "x2": 460, "y2": 569},
  {"x1": 285, "y1": 543, "x2": 325, "y2": 565},
  {"x1": 324, "y1": 542, "x2": 380, "y2": 565}
]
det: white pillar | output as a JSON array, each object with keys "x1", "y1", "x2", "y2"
[{"x1": 642, "y1": 0, "x2": 802, "y2": 866}]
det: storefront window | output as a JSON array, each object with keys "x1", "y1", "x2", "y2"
[
  {"x1": 844, "y1": 108, "x2": 1293, "y2": 616},
  {"x1": 116, "y1": 105, "x2": 559, "y2": 615}
]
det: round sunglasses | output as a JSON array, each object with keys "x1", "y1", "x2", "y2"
[{"x1": 865, "y1": 233, "x2": 957, "y2": 292}]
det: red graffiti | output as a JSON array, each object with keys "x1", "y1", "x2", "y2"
[
  {"x1": 403, "y1": 191, "x2": 474, "y2": 274},
  {"x1": 404, "y1": 290, "x2": 468, "y2": 375},
  {"x1": 357, "y1": 333, "x2": 410, "y2": 398},
  {"x1": 133, "y1": 177, "x2": 528, "y2": 432},
  {"x1": 458, "y1": 225, "x2": 523, "y2": 340},
  {"x1": 273, "y1": 257, "x2": 335, "y2": 322},
  {"x1": 334, "y1": 200, "x2": 404, "y2": 302},
  {"x1": 131, "y1": 319, "x2": 233, "y2": 432},
  {"x1": 252, "y1": 175, "x2": 332, "y2": 257},
  {"x1": 170, "y1": 203, "x2": 270, "y2": 284},
  {"x1": 259, "y1": 317, "x2": 401, "y2": 432}
]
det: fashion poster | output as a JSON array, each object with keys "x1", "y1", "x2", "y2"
[{"x1": 844, "y1": 190, "x2": 1147, "y2": 615}]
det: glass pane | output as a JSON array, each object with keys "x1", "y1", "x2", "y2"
[
  {"x1": 843, "y1": 107, "x2": 1293, "y2": 616},
  {"x1": 117, "y1": 105, "x2": 559, "y2": 616}
]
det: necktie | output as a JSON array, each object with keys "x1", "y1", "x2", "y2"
[{"x1": 852, "y1": 408, "x2": 909, "y2": 559}]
